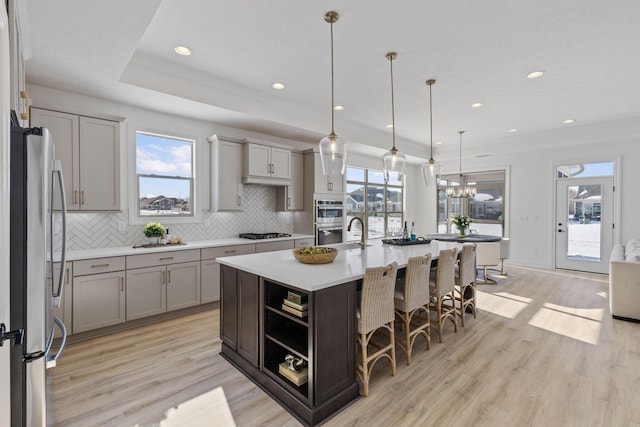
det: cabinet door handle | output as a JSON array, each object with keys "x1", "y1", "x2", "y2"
[
  {"x1": 20, "y1": 91, "x2": 30, "y2": 120},
  {"x1": 287, "y1": 197, "x2": 291, "y2": 207},
  {"x1": 65, "y1": 268, "x2": 70, "y2": 285},
  {"x1": 159, "y1": 257, "x2": 174, "y2": 261},
  {"x1": 224, "y1": 250, "x2": 237, "y2": 254},
  {"x1": 73, "y1": 190, "x2": 78, "y2": 205},
  {"x1": 237, "y1": 196, "x2": 241, "y2": 206},
  {"x1": 91, "y1": 263, "x2": 109, "y2": 268},
  {"x1": 120, "y1": 277, "x2": 124, "y2": 292},
  {"x1": 81, "y1": 190, "x2": 85, "y2": 205},
  {"x1": 167, "y1": 270, "x2": 171, "y2": 284},
  {"x1": 162, "y1": 271, "x2": 166, "y2": 284}
]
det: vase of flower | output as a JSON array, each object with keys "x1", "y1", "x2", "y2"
[{"x1": 448, "y1": 214, "x2": 471, "y2": 238}]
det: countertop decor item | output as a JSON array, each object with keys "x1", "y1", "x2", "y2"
[
  {"x1": 293, "y1": 247, "x2": 338, "y2": 264},
  {"x1": 143, "y1": 222, "x2": 165, "y2": 238},
  {"x1": 448, "y1": 214, "x2": 472, "y2": 237}
]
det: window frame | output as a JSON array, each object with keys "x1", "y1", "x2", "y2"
[
  {"x1": 345, "y1": 166, "x2": 404, "y2": 240},
  {"x1": 130, "y1": 129, "x2": 199, "y2": 225}
]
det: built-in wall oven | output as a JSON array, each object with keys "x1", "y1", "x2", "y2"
[{"x1": 315, "y1": 198, "x2": 344, "y2": 245}]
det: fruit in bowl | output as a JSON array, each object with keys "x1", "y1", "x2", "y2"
[{"x1": 292, "y1": 247, "x2": 338, "y2": 264}]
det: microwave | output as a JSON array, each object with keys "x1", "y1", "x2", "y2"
[{"x1": 316, "y1": 199, "x2": 344, "y2": 225}]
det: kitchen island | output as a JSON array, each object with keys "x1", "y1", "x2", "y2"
[{"x1": 216, "y1": 239, "x2": 459, "y2": 426}]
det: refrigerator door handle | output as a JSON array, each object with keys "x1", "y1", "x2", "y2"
[
  {"x1": 45, "y1": 316, "x2": 67, "y2": 369},
  {"x1": 51, "y1": 160, "x2": 67, "y2": 308}
]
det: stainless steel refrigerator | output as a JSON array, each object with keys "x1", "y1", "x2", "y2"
[{"x1": 9, "y1": 111, "x2": 68, "y2": 426}]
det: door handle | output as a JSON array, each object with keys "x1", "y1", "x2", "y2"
[{"x1": 0, "y1": 323, "x2": 24, "y2": 346}]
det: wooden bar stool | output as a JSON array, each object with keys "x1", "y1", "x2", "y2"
[
  {"x1": 356, "y1": 261, "x2": 398, "y2": 396},
  {"x1": 455, "y1": 244, "x2": 477, "y2": 326},
  {"x1": 429, "y1": 248, "x2": 459, "y2": 343},
  {"x1": 394, "y1": 254, "x2": 432, "y2": 365}
]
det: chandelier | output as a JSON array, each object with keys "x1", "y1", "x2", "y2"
[{"x1": 446, "y1": 131, "x2": 476, "y2": 198}]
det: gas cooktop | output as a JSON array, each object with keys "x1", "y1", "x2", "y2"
[{"x1": 239, "y1": 232, "x2": 292, "y2": 240}]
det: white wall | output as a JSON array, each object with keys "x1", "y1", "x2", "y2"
[{"x1": 438, "y1": 118, "x2": 640, "y2": 268}]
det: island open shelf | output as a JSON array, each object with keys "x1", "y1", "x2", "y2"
[{"x1": 219, "y1": 264, "x2": 359, "y2": 426}]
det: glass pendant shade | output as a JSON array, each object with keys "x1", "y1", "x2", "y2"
[
  {"x1": 319, "y1": 132, "x2": 347, "y2": 176},
  {"x1": 381, "y1": 52, "x2": 406, "y2": 182},
  {"x1": 422, "y1": 79, "x2": 440, "y2": 186},
  {"x1": 382, "y1": 147, "x2": 406, "y2": 182},
  {"x1": 319, "y1": 11, "x2": 346, "y2": 176}
]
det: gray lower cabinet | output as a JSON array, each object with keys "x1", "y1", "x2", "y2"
[
  {"x1": 52, "y1": 262, "x2": 73, "y2": 338},
  {"x1": 166, "y1": 261, "x2": 200, "y2": 311},
  {"x1": 72, "y1": 257, "x2": 126, "y2": 334},
  {"x1": 126, "y1": 266, "x2": 167, "y2": 320},
  {"x1": 126, "y1": 249, "x2": 201, "y2": 321},
  {"x1": 73, "y1": 271, "x2": 126, "y2": 333},
  {"x1": 201, "y1": 244, "x2": 256, "y2": 303}
]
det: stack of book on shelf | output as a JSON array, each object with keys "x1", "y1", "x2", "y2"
[{"x1": 282, "y1": 291, "x2": 308, "y2": 318}]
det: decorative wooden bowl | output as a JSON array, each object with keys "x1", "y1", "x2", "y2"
[{"x1": 292, "y1": 247, "x2": 338, "y2": 264}]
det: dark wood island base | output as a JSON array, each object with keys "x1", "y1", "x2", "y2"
[{"x1": 220, "y1": 265, "x2": 360, "y2": 426}]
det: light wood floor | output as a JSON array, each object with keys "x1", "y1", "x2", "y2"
[{"x1": 48, "y1": 266, "x2": 640, "y2": 426}]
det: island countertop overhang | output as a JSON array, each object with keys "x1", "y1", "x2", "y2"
[{"x1": 216, "y1": 239, "x2": 461, "y2": 291}]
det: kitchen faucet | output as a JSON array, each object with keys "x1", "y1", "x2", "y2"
[{"x1": 347, "y1": 217, "x2": 366, "y2": 249}]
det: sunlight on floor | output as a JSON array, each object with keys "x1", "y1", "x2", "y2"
[
  {"x1": 476, "y1": 290, "x2": 530, "y2": 319},
  {"x1": 155, "y1": 387, "x2": 236, "y2": 426},
  {"x1": 528, "y1": 303, "x2": 604, "y2": 345}
]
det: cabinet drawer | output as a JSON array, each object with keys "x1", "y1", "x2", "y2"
[
  {"x1": 255, "y1": 240, "x2": 294, "y2": 253},
  {"x1": 127, "y1": 249, "x2": 200, "y2": 269},
  {"x1": 74, "y1": 257, "x2": 125, "y2": 276},
  {"x1": 294, "y1": 238, "x2": 314, "y2": 248},
  {"x1": 201, "y1": 244, "x2": 255, "y2": 260}
]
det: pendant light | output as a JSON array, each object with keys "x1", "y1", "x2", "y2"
[
  {"x1": 421, "y1": 79, "x2": 442, "y2": 185},
  {"x1": 319, "y1": 11, "x2": 347, "y2": 176},
  {"x1": 446, "y1": 131, "x2": 477, "y2": 198},
  {"x1": 381, "y1": 52, "x2": 406, "y2": 182}
]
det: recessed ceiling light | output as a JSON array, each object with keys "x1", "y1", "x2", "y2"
[
  {"x1": 563, "y1": 119, "x2": 575, "y2": 124},
  {"x1": 271, "y1": 82, "x2": 285, "y2": 90},
  {"x1": 508, "y1": 128, "x2": 518, "y2": 133},
  {"x1": 174, "y1": 46, "x2": 191, "y2": 56},
  {"x1": 385, "y1": 124, "x2": 394, "y2": 128},
  {"x1": 436, "y1": 141, "x2": 442, "y2": 145},
  {"x1": 334, "y1": 105, "x2": 344, "y2": 111},
  {"x1": 527, "y1": 70, "x2": 544, "y2": 79},
  {"x1": 471, "y1": 102, "x2": 484, "y2": 108}
]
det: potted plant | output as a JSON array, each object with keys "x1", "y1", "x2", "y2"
[{"x1": 143, "y1": 222, "x2": 165, "y2": 245}]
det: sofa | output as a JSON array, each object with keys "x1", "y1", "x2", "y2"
[{"x1": 609, "y1": 239, "x2": 640, "y2": 321}]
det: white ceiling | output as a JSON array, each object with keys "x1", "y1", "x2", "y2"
[{"x1": 25, "y1": 0, "x2": 640, "y2": 162}]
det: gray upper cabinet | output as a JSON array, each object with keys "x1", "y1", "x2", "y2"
[
  {"x1": 211, "y1": 138, "x2": 243, "y2": 211},
  {"x1": 31, "y1": 108, "x2": 120, "y2": 211},
  {"x1": 242, "y1": 142, "x2": 291, "y2": 185},
  {"x1": 276, "y1": 152, "x2": 304, "y2": 211}
]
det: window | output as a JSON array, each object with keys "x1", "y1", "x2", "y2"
[
  {"x1": 438, "y1": 171, "x2": 505, "y2": 236},
  {"x1": 346, "y1": 166, "x2": 403, "y2": 240},
  {"x1": 136, "y1": 131, "x2": 194, "y2": 217}
]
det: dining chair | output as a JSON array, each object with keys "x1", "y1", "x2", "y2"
[
  {"x1": 476, "y1": 242, "x2": 501, "y2": 283},
  {"x1": 394, "y1": 254, "x2": 432, "y2": 365},
  {"x1": 356, "y1": 261, "x2": 398, "y2": 397},
  {"x1": 455, "y1": 244, "x2": 477, "y2": 326},
  {"x1": 429, "y1": 248, "x2": 459, "y2": 343}
]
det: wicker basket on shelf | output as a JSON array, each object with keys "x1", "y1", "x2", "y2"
[{"x1": 292, "y1": 247, "x2": 338, "y2": 264}]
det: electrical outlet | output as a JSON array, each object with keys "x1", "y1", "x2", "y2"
[{"x1": 118, "y1": 221, "x2": 127, "y2": 232}]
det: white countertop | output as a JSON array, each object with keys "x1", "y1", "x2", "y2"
[
  {"x1": 62, "y1": 234, "x2": 315, "y2": 261},
  {"x1": 216, "y1": 239, "x2": 461, "y2": 292}
]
